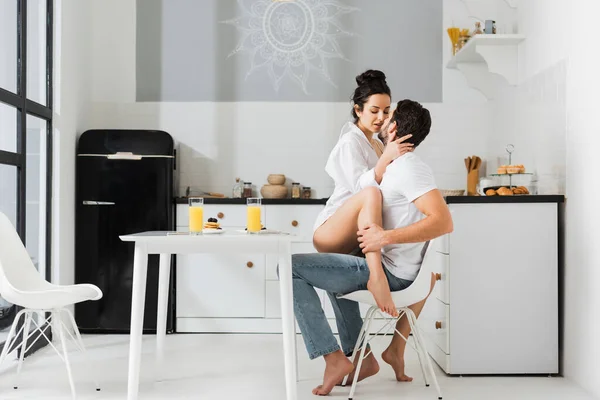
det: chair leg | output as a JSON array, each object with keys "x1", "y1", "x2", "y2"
[
  {"x1": 0, "y1": 309, "x2": 27, "y2": 372},
  {"x1": 403, "y1": 308, "x2": 429, "y2": 387},
  {"x1": 62, "y1": 308, "x2": 101, "y2": 391},
  {"x1": 14, "y1": 311, "x2": 32, "y2": 389},
  {"x1": 407, "y1": 310, "x2": 442, "y2": 400},
  {"x1": 348, "y1": 310, "x2": 375, "y2": 400},
  {"x1": 54, "y1": 311, "x2": 76, "y2": 400},
  {"x1": 341, "y1": 306, "x2": 377, "y2": 387}
]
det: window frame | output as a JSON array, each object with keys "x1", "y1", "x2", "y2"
[{"x1": 0, "y1": 0, "x2": 53, "y2": 356}]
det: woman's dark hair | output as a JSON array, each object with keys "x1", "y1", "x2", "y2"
[
  {"x1": 351, "y1": 70, "x2": 391, "y2": 122},
  {"x1": 391, "y1": 100, "x2": 432, "y2": 148}
]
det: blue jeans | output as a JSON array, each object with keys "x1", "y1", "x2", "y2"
[{"x1": 291, "y1": 253, "x2": 412, "y2": 360}]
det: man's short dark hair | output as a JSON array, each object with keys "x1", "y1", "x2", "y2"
[{"x1": 391, "y1": 100, "x2": 431, "y2": 148}]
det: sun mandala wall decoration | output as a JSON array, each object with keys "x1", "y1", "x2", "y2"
[{"x1": 221, "y1": 0, "x2": 359, "y2": 94}]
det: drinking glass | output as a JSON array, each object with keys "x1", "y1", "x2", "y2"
[
  {"x1": 188, "y1": 197, "x2": 204, "y2": 234},
  {"x1": 246, "y1": 198, "x2": 262, "y2": 233}
]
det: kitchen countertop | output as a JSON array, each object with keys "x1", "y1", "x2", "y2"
[
  {"x1": 175, "y1": 195, "x2": 565, "y2": 205},
  {"x1": 174, "y1": 197, "x2": 328, "y2": 205},
  {"x1": 445, "y1": 195, "x2": 564, "y2": 204}
]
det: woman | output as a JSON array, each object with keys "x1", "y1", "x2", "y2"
[{"x1": 313, "y1": 70, "x2": 413, "y2": 316}]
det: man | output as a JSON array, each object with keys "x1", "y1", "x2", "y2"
[{"x1": 291, "y1": 99, "x2": 453, "y2": 396}]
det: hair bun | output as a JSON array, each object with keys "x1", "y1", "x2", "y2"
[{"x1": 356, "y1": 69, "x2": 387, "y2": 86}]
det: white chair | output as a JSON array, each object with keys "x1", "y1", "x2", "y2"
[
  {"x1": 339, "y1": 240, "x2": 442, "y2": 400},
  {"x1": 0, "y1": 211, "x2": 103, "y2": 399}
]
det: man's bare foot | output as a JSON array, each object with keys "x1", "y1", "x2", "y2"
[
  {"x1": 341, "y1": 352, "x2": 380, "y2": 385},
  {"x1": 367, "y1": 276, "x2": 398, "y2": 316},
  {"x1": 381, "y1": 347, "x2": 413, "y2": 382},
  {"x1": 312, "y1": 351, "x2": 354, "y2": 396}
]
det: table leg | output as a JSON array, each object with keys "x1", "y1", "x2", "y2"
[
  {"x1": 127, "y1": 244, "x2": 149, "y2": 400},
  {"x1": 156, "y1": 253, "x2": 172, "y2": 379},
  {"x1": 278, "y1": 241, "x2": 297, "y2": 400}
]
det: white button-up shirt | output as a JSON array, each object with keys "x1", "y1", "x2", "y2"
[{"x1": 314, "y1": 122, "x2": 382, "y2": 232}]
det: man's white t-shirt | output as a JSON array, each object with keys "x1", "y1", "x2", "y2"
[
  {"x1": 379, "y1": 152, "x2": 437, "y2": 281},
  {"x1": 313, "y1": 122, "x2": 381, "y2": 232}
]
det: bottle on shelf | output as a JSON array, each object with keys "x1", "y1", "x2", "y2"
[
  {"x1": 232, "y1": 178, "x2": 243, "y2": 198},
  {"x1": 291, "y1": 183, "x2": 301, "y2": 199},
  {"x1": 243, "y1": 182, "x2": 253, "y2": 198},
  {"x1": 302, "y1": 186, "x2": 312, "y2": 199}
]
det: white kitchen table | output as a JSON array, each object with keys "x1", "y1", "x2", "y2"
[{"x1": 119, "y1": 231, "x2": 297, "y2": 400}]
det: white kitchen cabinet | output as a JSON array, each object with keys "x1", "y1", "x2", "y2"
[
  {"x1": 419, "y1": 200, "x2": 561, "y2": 374},
  {"x1": 176, "y1": 253, "x2": 265, "y2": 318},
  {"x1": 266, "y1": 205, "x2": 323, "y2": 242},
  {"x1": 175, "y1": 202, "x2": 327, "y2": 333}
]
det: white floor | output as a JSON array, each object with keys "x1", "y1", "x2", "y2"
[{"x1": 0, "y1": 333, "x2": 595, "y2": 400}]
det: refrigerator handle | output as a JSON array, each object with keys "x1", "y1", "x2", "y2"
[{"x1": 83, "y1": 201, "x2": 116, "y2": 206}]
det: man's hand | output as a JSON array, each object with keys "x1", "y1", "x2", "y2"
[{"x1": 358, "y1": 223, "x2": 388, "y2": 253}]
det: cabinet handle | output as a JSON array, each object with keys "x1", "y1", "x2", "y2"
[
  {"x1": 291, "y1": 220, "x2": 298, "y2": 227},
  {"x1": 217, "y1": 212, "x2": 224, "y2": 219},
  {"x1": 246, "y1": 261, "x2": 254, "y2": 268},
  {"x1": 435, "y1": 321, "x2": 442, "y2": 330},
  {"x1": 435, "y1": 273, "x2": 442, "y2": 281}
]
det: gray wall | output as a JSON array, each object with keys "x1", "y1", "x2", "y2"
[{"x1": 137, "y1": 0, "x2": 442, "y2": 102}]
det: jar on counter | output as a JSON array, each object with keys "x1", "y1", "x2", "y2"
[
  {"x1": 302, "y1": 186, "x2": 311, "y2": 199},
  {"x1": 291, "y1": 183, "x2": 301, "y2": 199},
  {"x1": 243, "y1": 182, "x2": 253, "y2": 198},
  {"x1": 232, "y1": 178, "x2": 243, "y2": 198}
]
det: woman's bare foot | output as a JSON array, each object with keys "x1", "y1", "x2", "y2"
[
  {"x1": 367, "y1": 276, "x2": 398, "y2": 317},
  {"x1": 381, "y1": 347, "x2": 413, "y2": 382},
  {"x1": 342, "y1": 352, "x2": 380, "y2": 385},
  {"x1": 312, "y1": 351, "x2": 354, "y2": 396}
]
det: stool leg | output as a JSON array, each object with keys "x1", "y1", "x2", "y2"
[
  {"x1": 55, "y1": 311, "x2": 77, "y2": 400},
  {"x1": 14, "y1": 311, "x2": 32, "y2": 389},
  {"x1": 342, "y1": 306, "x2": 376, "y2": 387},
  {"x1": 348, "y1": 311, "x2": 375, "y2": 400},
  {"x1": 0, "y1": 309, "x2": 27, "y2": 371},
  {"x1": 408, "y1": 310, "x2": 442, "y2": 399},
  {"x1": 404, "y1": 308, "x2": 429, "y2": 387}
]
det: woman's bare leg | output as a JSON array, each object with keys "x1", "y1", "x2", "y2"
[{"x1": 313, "y1": 187, "x2": 397, "y2": 316}]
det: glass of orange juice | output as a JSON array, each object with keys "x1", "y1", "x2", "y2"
[
  {"x1": 246, "y1": 198, "x2": 262, "y2": 233},
  {"x1": 188, "y1": 197, "x2": 204, "y2": 234}
]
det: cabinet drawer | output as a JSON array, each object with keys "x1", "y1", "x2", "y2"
[
  {"x1": 430, "y1": 252, "x2": 450, "y2": 304},
  {"x1": 419, "y1": 298, "x2": 450, "y2": 354},
  {"x1": 176, "y1": 204, "x2": 248, "y2": 228},
  {"x1": 426, "y1": 338, "x2": 451, "y2": 373},
  {"x1": 431, "y1": 234, "x2": 449, "y2": 255},
  {"x1": 176, "y1": 253, "x2": 265, "y2": 318},
  {"x1": 266, "y1": 242, "x2": 317, "y2": 281},
  {"x1": 265, "y1": 205, "x2": 323, "y2": 242}
]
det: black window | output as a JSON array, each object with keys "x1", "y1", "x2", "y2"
[{"x1": 0, "y1": 0, "x2": 54, "y2": 352}]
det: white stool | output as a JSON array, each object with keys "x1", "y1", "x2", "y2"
[
  {"x1": 0, "y1": 211, "x2": 103, "y2": 399},
  {"x1": 338, "y1": 240, "x2": 442, "y2": 400}
]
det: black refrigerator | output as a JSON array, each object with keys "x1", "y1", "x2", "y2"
[{"x1": 75, "y1": 130, "x2": 175, "y2": 333}]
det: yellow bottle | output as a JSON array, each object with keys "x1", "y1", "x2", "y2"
[{"x1": 247, "y1": 206, "x2": 261, "y2": 232}]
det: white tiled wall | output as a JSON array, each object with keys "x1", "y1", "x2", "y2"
[
  {"x1": 488, "y1": 61, "x2": 567, "y2": 195},
  {"x1": 89, "y1": 101, "x2": 492, "y2": 198}
]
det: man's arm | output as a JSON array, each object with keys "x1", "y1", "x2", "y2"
[{"x1": 357, "y1": 189, "x2": 453, "y2": 252}]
